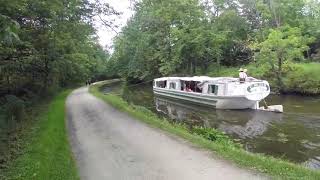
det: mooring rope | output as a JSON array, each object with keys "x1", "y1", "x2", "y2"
[{"x1": 262, "y1": 99, "x2": 268, "y2": 109}]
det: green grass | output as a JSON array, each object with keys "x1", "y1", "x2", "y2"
[
  {"x1": 90, "y1": 81, "x2": 320, "y2": 179},
  {"x1": 283, "y1": 63, "x2": 320, "y2": 94},
  {"x1": 2, "y1": 90, "x2": 79, "y2": 180}
]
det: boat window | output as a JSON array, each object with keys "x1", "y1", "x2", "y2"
[
  {"x1": 195, "y1": 81, "x2": 203, "y2": 93},
  {"x1": 169, "y1": 82, "x2": 176, "y2": 89},
  {"x1": 156, "y1": 80, "x2": 167, "y2": 88},
  {"x1": 180, "y1": 80, "x2": 185, "y2": 91},
  {"x1": 183, "y1": 81, "x2": 201, "y2": 93},
  {"x1": 208, "y1": 85, "x2": 218, "y2": 95}
]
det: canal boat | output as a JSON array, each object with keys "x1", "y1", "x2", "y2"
[{"x1": 153, "y1": 76, "x2": 278, "y2": 110}]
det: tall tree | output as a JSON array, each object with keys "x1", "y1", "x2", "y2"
[{"x1": 0, "y1": 0, "x2": 114, "y2": 95}]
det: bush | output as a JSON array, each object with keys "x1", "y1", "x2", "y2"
[
  {"x1": 189, "y1": 126, "x2": 241, "y2": 148},
  {"x1": 5, "y1": 95, "x2": 26, "y2": 123},
  {"x1": 205, "y1": 65, "x2": 238, "y2": 77},
  {"x1": 284, "y1": 63, "x2": 320, "y2": 94}
]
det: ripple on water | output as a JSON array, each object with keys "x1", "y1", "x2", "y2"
[{"x1": 304, "y1": 156, "x2": 320, "y2": 170}]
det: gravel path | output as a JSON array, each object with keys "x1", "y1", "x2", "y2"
[{"x1": 66, "y1": 87, "x2": 266, "y2": 180}]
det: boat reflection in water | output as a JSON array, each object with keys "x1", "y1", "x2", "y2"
[
  {"x1": 217, "y1": 110, "x2": 283, "y2": 139},
  {"x1": 155, "y1": 95, "x2": 283, "y2": 138},
  {"x1": 154, "y1": 95, "x2": 320, "y2": 169}
]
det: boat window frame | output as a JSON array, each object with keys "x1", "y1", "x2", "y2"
[
  {"x1": 169, "y1": 82, "x2": 177, "y2": 90},
  {"x1": 208, "y1": 84, "x2": 219, "y2": 95},
  {"x1": 156, "y1": 80, "x2": 167, "y2": 88}
]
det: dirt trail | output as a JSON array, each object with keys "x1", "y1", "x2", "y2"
[{"x1": 66, "y1": 87, "x2": 266, "y2": 180}]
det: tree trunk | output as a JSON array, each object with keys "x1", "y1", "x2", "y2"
[
  {"x1": 43, "y1": 58, "x2": 50, "y2": 93},
  {"x1": 268, "y1": 0, "x2": 281, "y2": 28},
  {"x1": 277, "y1": 57, "x2": 284, "y2": 91},
  {"x1": 192, "y1": 60, "x2": 196, "y2": 74},
  {"x1": 6, "y1": 75, "x2": 10, "y2": 94},
  {"x1": 187, "y1": 59, "x2": 191, "y2": 74}
]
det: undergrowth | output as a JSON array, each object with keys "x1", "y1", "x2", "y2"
[{"x1": 1, "y1": 90, "x2": 79, "y2": 180}]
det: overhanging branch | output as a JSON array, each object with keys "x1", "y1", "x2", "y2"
[{"x1": 97, "y1": 14, "x2": 118, "y2": 35}]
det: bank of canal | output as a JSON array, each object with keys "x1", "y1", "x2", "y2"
[{"x1": 100, "y1": 81, "x2": 320, "y2": 170}]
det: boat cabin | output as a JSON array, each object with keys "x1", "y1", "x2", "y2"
[
  {"x1": 153, "y1": 76, "x2": 272, "y2": 110},
  {"x1": 154, "y1": 77, "x2": 229, "y2": 96},
  {"x1": 153, "y1": 76, "x2": 269, "y2": 97}
]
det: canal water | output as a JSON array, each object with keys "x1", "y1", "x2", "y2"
[{"x1": 101, "y1": 82, "x2": 320, "y2": 169}]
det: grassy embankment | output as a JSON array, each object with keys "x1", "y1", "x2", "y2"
[
  {"x1": 1, "y1": 90, "x2": 79, "y2": 180},
  {"x1": 90, "y1": 80, "x2": 320, "y2": 179},
  {"x1": 204, "y1": 62, "x2": 320, "y2": 95}
]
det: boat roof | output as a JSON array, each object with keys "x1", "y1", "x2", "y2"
[{"x1": 154, "y1": 76, "x2": 239, "y2": 83}]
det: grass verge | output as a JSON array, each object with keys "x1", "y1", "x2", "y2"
[
  {"x1": 90, "y1": 80, "x2": 320, "y2": 180},
  {"x1": 2, "y1": 90, "x2": 79, "y2": 180}
]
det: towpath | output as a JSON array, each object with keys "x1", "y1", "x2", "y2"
[{"x1": 66, "y1": 87, "x2": 266, "y2": 180}]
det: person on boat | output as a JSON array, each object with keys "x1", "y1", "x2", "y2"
[
  {"x1": 185, "y1": 84, "x2": 193, "y2": 92},
  {"x1": 239, "y1": 68, "x2": 248, "y2": 83}
]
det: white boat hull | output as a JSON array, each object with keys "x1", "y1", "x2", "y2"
[{"x1": 153, "y1": 88, "x2": 259, "y2": 110}]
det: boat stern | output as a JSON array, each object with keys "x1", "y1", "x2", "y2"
[{"x1": 245, "y1": 81, "x2": 270, "y2": 101}]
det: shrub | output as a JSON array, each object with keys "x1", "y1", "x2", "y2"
[
  {"x1": 190, "y1": 126, "x2": 240, "y2": 148},
  {"x1": 206, "y1": 65, "x2": 238, "y2": 77},
  {"x1": 5, "y1": 95, "x2": 26, "y2": 123},
  {"x1": 284, "y1": 63, "x2": 320, "y2": 94}
]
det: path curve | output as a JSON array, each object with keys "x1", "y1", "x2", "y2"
[{"x1": 66, "y1": 87, "x2": 266, "y2": 180}]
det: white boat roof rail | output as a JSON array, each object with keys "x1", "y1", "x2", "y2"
[
  {"x1": 154, "y1": 76, "x2": 263, "y2": 83},
  {"x1": 154, "y1": 76, "x2": 236, "y2": 82}
]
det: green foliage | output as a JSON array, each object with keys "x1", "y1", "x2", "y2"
[
  {"x1": 0, "y1": 108, "x2": 8, "y2": 167},
  {"x1": 0, "y1": 0, "x2": 113, "y2": 176},
  {"x1": 253, "y1": 26, "x2": 314, "y2": 89},
  {"x1": 205, "y1": 64, "x2": 238, "y2": 77},
  {"x1": 107, "y1": 0, "x2": 320, "y2": 95},
  {"x1": 0, "y1": 14, "x2": 20, "y2": 45},
  {"x1": 0, "y1": 0, "x2": 111, "y2": 96},
  {"x1": 284, "y1": 63, "x2": 320, "y2": 94},
  {"x1": 2, "y1": 90, "x2": 79, "y2": 180},
  {"x1": 5, "y1": 95, "x2": 25, "y2": 123},
  {"x1": 109, "y1": 0, "x2": 254, "y2": 80},
  {"x1": 255, "y1": 27, "x2": 311, "y2": 62},
  {"x1": 191, "y1": 126, "x2": 229, "y2": 142}
]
